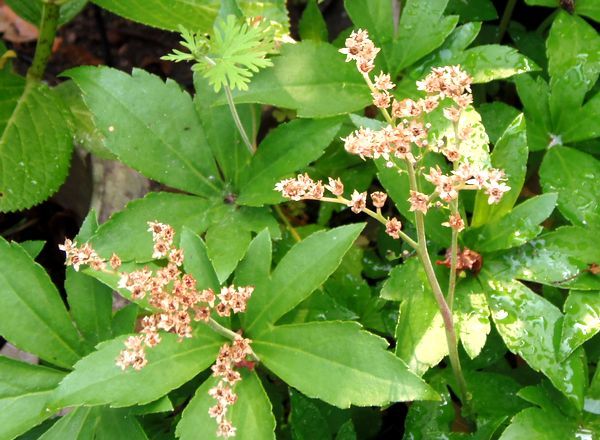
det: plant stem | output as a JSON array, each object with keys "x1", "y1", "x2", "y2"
[
  {"x1": 27, "y1": 0, "x2": 61, "y2": 82},
  {"x1": 406, "y1": 163, "x2": 471, "y2": 412},
  {"x1": 497, "y1": 0, "x2": 517, "y2": 43},
  {"x1": 224, "y1": 85, "x2": 256, "y2": 154},
  {"x1": 273, "y1": 205, "x2": 302, "y2": 243},
  {"x1": 447, "y1": 201, "x2": 459, "y2": 311},
  {"x1": 206, "y1": 318, "x2": 260, "y2": 361}
]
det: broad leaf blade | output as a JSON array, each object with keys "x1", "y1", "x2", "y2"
[
  {"x1": 181, "y1": 228, "x2": 220, "y2": 291},
  {"x1": 176, "y1": 371, "x2": 275, "y2": 440},
  {"x1": 254, "y1": 321, "x2": 438, "y2": 408},
  {"x1": 459, "y1": 45, "x2": 538, "y2": 83},
  {"x1": 0, "y1": 237, "x2": 85, "y2": 368},
  {"x1": 243, "y1": 224, "x2": 364, "y2": 335},
  {"x1": 560, "y1": 291, "x2": 600, "y2": 360},
  {"x1": 66, "y1": 66, "x2": 222, "y2": 197}
]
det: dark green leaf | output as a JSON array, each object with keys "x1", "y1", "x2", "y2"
[
  {"x1": 51, "y1": 329, "x2": 224, "y2": 409},
  {"x1": 66, "y1": 67, "x2": 222, "y2": 197},
  {"x1": 0, "y1": 237, "x2": 85, "y2": 368},
  {"x1": 5, "y1": 0, "x2": 87, "y2": 26},
  {"x1": 0, "y1": 357, "x2": 65, "y2": 440},
  {"x1": 539, "y1": 147, "x2": 600, "y2": 229},
  {"x1": 299, "y1": 0, "x2": 328, "y2": 42},
  {"x1": 472, "y1": 114, "x2": 527, "y2": 227},
  {"x1": 253, "y1": 321, "x2": 438, "y2": 408},
  {"x1": 243, "y1": 224, "x2": 364, "y2": 335},
  {"x1": 445, "y1": 0, "x2": 497, "y2": 21},
  {"x1": 112, "y1": 304, "x2": 139, "y2": 336},
  {"x1": 227, "y1": 41, "x2": 371, "y2": 118},
  {"x1": 514, "y1": 74, "x2": 551, "y2": 152},
  {"x1": 478, "y1": 102, "x2": 520, "y2": 144},
  {"x1": 560, "y1": 291, "x2": 600, "y2": 360},
  {"x1": 176, "y1": 371, "x2": 275, "y2": 440},
  {"x1": 235, "y1": 229, "x2": 272, "y2": 288},
  {"x1": 205, "y1": 214, "x2": 252, "y2": 283},
  {"x1": 237, "y1": 118, "x2": 342, "y2": 206},
  {"x1": 181, "y1": 228, "x2": 220, "y2": 291}
]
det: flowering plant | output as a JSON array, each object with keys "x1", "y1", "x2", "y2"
[{"x1": 0, "y1": 0, "x2": 599, "y2": 439}]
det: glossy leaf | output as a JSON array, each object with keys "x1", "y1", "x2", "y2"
[
  {"x1": 478, "y1": 102, "x2": 520, "y2": 144},
  {"x1": 471, "y1": 114, "x2": 528, "y2": 227},
  {"x1": 539, "y1": 147, "x2": 600, "y2": 229},
  {"x1": 176, "y1": 371, "x2": 275, "y2": 440},
  {"x1": 458, "y1": 45, "x2": 538, "y2": 83},
  {"x1": 237, "y1": 118, "x2": 342, "y2": 206},
  {"x1": 67, "y1": 67, "x2": 222, "y2": 197},
  {"x1": 0, "y1": 357, "x2": 65, "y2": 440},
  {"x1": 481, "y1": 278, "x2": 586, "y2": 409},
  {"x1": 0, "y1": 237, "x2": 85, "y2": 368},
  {"x1": 560, "y1": 291, "x2": 600, "y2": 360},
  {"x1": 244, "y1": 224, "x2": 364, "y2": 335},
  {"x1": 51, "y1": 329, "x2": 224, "y2": 409},
  {"x1": 228, "y1": 41, "x2": 371, "y2": 118},
  {"x1": 499, "y1": 407, "x2": 578, "y2": 440},
  {"x1": 464, "y1": 193, "x2": 557, "y2": 253},
  {"x1": 514, "y1": 74, "x2": 551, "y2": 152},
  {"x1": 454, "y1": 278, "x2": 491, "y2": 359},
  {"x1": 253, "y1": 321, "x2": 438, "y2": 408},
  {"x1": 89, "y1": 192, "x2": 214, "y2": 262},
  {"x1": 91, "y1": 0, "x2": 288, "y2": 33},
  {"x1": 0, "y1": 77, "x2": 73, "y2": 212}
]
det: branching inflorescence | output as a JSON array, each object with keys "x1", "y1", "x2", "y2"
[
  {"x1": 60, "y1": 223, "x2": 256, "y2": 437},
  {"x1": 275, "y1": 29, "x2": 511, "y2": 413}
]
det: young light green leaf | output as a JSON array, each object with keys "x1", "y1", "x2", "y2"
[
  {"x1": 560, "y1": 291, "x2": 600, "y2": 360},
  {"x1": 66, "y1": 66, "x2": 222, "y2": 197},
  {"x1": 243, "y1": 223, "x2": 365, "y2": 335},
  {"x1": 39, "y1": 406, "x2": 147, "y2": 440},
  {"x1": 65, "y1": 268, "x2": 113, "y2": 348},
  {"x1": 464, "y1": 193, "x2": 557, "y2": 253},
  {"x1": 253, "y1": 321, "x2": 438, "y2": 408},
  {"x1": 299, "y1": 0, "x2": 328, "y2": 42},
  {"x1": 51, "y1": 329, "x2": 224, "y2": 409},
  {"x1": 393, "y1": 0, "x2": 458, "y2": 72},
  {"x1": 181, "y1": 228, "x2": 220, "y2": 291},
  {"x1": 89, "y1": 192, "x2": 214, "y2": 262},
  {"x1": 0, "y1": 237, "x2": 85, "y2": 368},
  {"x1": 481, "y1": 278, "x2": 586, "y2": 409},
  {"x1": 226, "y1": 41, "x2": 371, "y2": 118},
  {"x1": 471, "y1": 114, "x2": 528, "y2": 227},
  {"x1": 454, "y1": 278, "x2": 491, "y2": 359},
  {"x1": 176, "y1": 371, "x2": 275, "y2": 440},
  {"x1": 237, "y1": 117, "x2": 342, "y2": 206},
  {"x1": 539, "y1": 147, "x2": 600, "y2": 229},
  {"x1": 0, "y1": 357, "x2": 65, "y2": 440},
  {"x1": 0, "y1": 75, "x2": 73, "y2": 212},
  {"x1": 90, "y1": 0, "x2": 289, "y2": 34},
  {"x1": 458, "y1": 45, "x2": 538, "y2": 83}
]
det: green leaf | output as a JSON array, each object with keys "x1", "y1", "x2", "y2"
[
  {"x1": 243, "y1": 223, "x2": 364, "y2": 335},
  {"x1": 205, "y1": 214, "x2": 252, "y2": 283},
  {"x1": 289, "y1": 389, "x2": 331, "y2": 440},
  {"x1": 0, "y1": 357, "x2": 65, "y2": 440},
  {"x1": 89, "y1": 192, "x2": 214, "y2": 262},
  {"x1": 454, "y1": 278, "x2": 491, "y2": 359},
  {"x1": 499, "y1": 407, "x2": 578, "y2": 440},
  {"x1": 0, "y1": 237, "x2": 85, "y2": 368},
  {"x1": 235, "y1": 229, "x2": 272, "y2": 287},
  {"x1": 237, "y1": 118, "x2": 342, "y2": 206},
  {"x1": 464, "y1": 193, "x2": 557, "y2": 253},
  {"x1": 253, "y1": 321, "x2": 438, "y2": 407},
  {"x1": 91, "y1": 0, "x2": 289, "y2": 33},
  {"x1": 51, "y1": 328, "x2": 224, "y2": 409},
  {"x1": 176, "y1": 371, "x2": 275, "y2": 440},
  {"x1": 478, "y1": 102, "x2": 520, "y2": 144},
  {"x1": 380, "y1": 259, "x2": 423, "y2": 302},
  {"x1": 66, "y1": 66, "x2": 222, "y2": 197},
  {"x1": 393, "y1": 0, "x2": 458, "y2": 72},
  {"x1": 560, "y1": 291, "x2": 600, "y2": 360},
  {"x1": 458, "y1": 45, "x2": 538, "y2": 83},
  {"x1": 5, "y1": 0, "x2": 87, "y2": 26},
  {"x1": 514, "y1": 74, "x2": 551, "y2": 152},
  {"x1": 227, "y1": 41, "x2": 371, "y2": 118},
  {"x1": 19, "y1": 240, "x2": 45, "y2": 259},
  {"x1": 481, "y1": 277, "x2": 586, "y2": 409},
  {"x1": 445, "y1": 0, "x2": 497, "y2": 21},
  {"x1": 65, "y1": 268, "x2": 113, "y2": 348},
  {"x1": 539, "y1": 147, "x2": 600, "y2": 229},
  {"x1": 39, "y1": 406, "x2": 147, "y2": 440},
  {"x1": 112, "y1": 303, "x2": 139, "y2": 336},
  {"x1": 181, "y1": 228, "x2": 220, "y2": 291},
  {"x1": 393, "y1": 259, "x2": 447, "y2": 375},
  {"x1": 471, "y1": 114, "x2": 528, "y2": 227},
  {"x1": 0, "y1": 77, "x2": 73, "y2": 212},
  {"x1": 299, "y1": 0, "x2": 328, "y2": 42}
]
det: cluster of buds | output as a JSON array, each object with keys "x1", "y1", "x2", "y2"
[
  {"x1": 59, "y1": 239, "x2": 121, "y2": 272},
  {"x1": 437, "y1": 247, "x2": 483, "y2": 275},
  {"x1": 208, "y1": 337, "x2": 254, "y2": 438},
  {"x1": 339, "y1": 29, "x2": 380, "y2": 73},
  {"x1": 275, "y1": 174, "x2": 403, "y2": 240}
]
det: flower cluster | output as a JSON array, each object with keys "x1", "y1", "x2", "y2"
[
  {"x1": 339, "y1": 29, "x2": 380, "y2": 73},
  {"x1": 437, "y1": 247, "x2": 483, "y2": 274},
  {"x1": 59, "y1": 239, "x2": 120, "y2": 272},
  {"x1": 208, "y1": 337, "x2": 254, "y2": 438}
]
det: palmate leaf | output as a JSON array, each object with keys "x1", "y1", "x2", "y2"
[{"x1": 196, "y1": 16, "x2": 275, "y2": 92}]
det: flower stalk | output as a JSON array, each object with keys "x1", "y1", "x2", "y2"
[{"x1": 27, "y1": 0, "x2": 61, "y2": 83}]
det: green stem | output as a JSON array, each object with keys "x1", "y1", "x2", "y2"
[
  {"x1": 27, "y1": 0, "x2": 61, "y2": 82},
  {"x1": 406, "y1": 163, "x2": 471, "y2": 413},
  {"x1": 497, "y1": 0, "x2": 517, "y2": 43},
  {"x1": 273, "y1": 205, "x2": 302, "y2": 243},
  {"x1": 224, "y1": 85, "x2": 256, "y2": 154},
  {"x1": 447, "y1": 200, "x2": 459, "y2": 311},
  {"x1": 206, "y1": 318, "x2": 260, "y2": 361}
]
